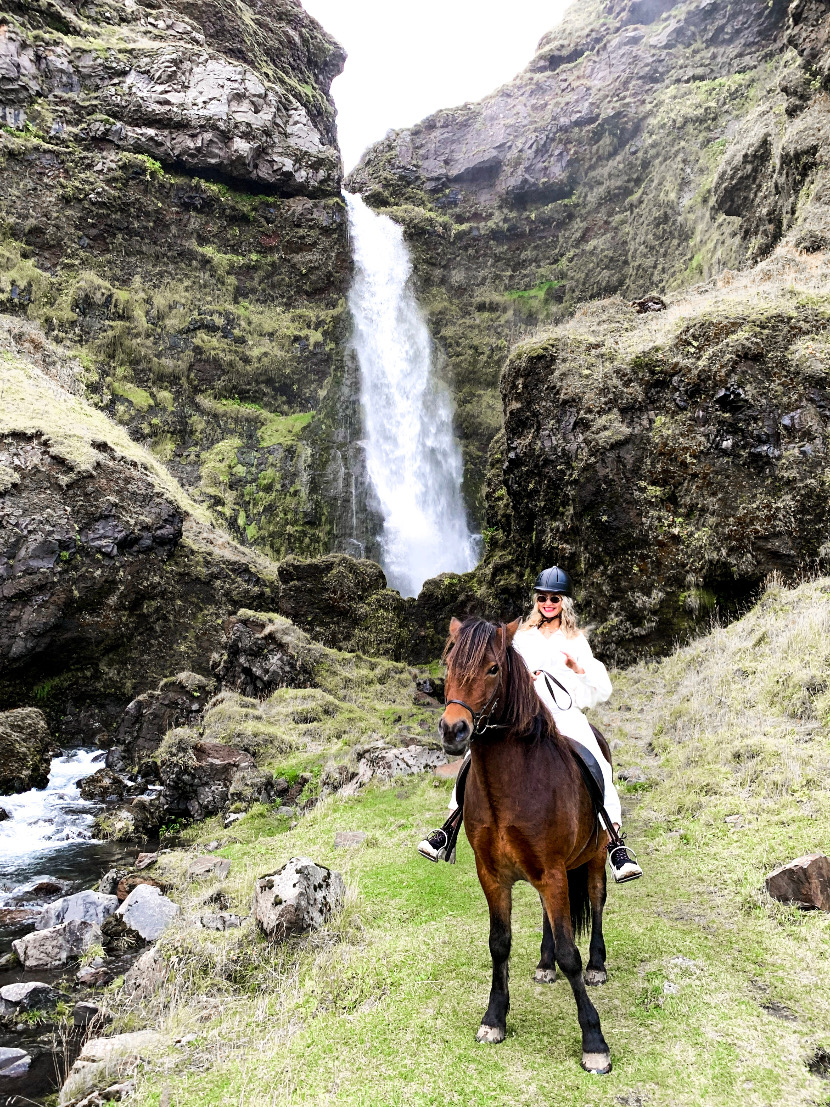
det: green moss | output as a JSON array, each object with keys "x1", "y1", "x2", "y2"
[
  {"x1": 258, "y1": 411, "x2": 314, "y2": 448},
  {"x1": 111, "y1": 380, "x2": 154, "y2": 412},
  {"x1": 505, "y1": 279, "x2": 565, "y2": 301}
]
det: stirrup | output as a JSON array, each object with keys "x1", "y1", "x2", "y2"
[
  {"x1": 607, "y1": 838, "x2": 643, "y2": 884},
  {"x1": 417, "y1": 828, "x2": 449, "y2": 863}
]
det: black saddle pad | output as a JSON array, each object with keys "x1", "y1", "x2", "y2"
[{"x1": 567, "y1": 739, "x2": 605, "y2": 806}]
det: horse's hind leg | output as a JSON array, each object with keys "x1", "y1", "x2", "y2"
[
  {"x1": 535, "y1": 897, "x2": 557, "y2": 984},
  {"x1": 476, "y1": 871, "x2": 512, "y2": 1044},
  {"x1": 584, "y1": 853, "x2": 608, "y2": 986},
  {"x1": 539, "y1": 867, "x2": 611, "y2": 1074}
]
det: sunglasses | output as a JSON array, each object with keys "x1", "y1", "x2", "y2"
[{"x1": 536, "y1": 593, "x2": 563, "y2": 604}]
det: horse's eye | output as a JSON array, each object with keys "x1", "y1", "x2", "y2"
[{"x1": 488, "y1": 664, "x2": 499, "y2": 675}]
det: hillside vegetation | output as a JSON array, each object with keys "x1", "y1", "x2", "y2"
[{"x1": 97, "y1": 577, "x2": 830, "y2": 1107}]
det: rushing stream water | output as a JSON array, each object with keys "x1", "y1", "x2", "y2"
[
  {"x1": 345, "y1": 192, "x2": 478, "y2": 597},
  {"x1": 0, "y1": 750, "x2": 136, "y2": 954}
]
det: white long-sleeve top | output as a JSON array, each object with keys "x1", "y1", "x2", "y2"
[{"x1": 512, "y1": 626, "x2": 612, "y2": 711}]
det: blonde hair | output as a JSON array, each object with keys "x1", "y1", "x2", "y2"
[{"x1": 522, "y1": 593, "x2": 581, "y2": 639}]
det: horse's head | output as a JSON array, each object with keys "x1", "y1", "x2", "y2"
[{"x1": 439, "y1": 615, "x2": 522, "y2": 756}]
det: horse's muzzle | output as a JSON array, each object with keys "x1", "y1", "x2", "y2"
[{"x1": 440, "y1": 715, "x2": 471, "y2": 756}]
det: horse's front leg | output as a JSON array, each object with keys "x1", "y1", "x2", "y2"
[
  {"x1": 539, "y1": 866, "x2": 611, "y2": 1074},
  {"x1": 584, "y1": 852, "x2": 608, "y2": 986},
  {"x1": 476, "y1": 867, "x2": 512, "y2": 1044},
  {"x1": 535, "y1": 897, "x2": 557, "y2": 983}
]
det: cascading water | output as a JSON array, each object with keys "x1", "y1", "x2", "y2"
[
  {"x1": 345, "y1": 192, "x2": 478, "y2": 598},
  {"x1": 0, "y1": 750, "x2": 139, "y2": 952}
]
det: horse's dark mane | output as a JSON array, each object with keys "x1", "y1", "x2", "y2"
[{"x1": 444, "y1": 616, "x2": 565, "y2": 747}]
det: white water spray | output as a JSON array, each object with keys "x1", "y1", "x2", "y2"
[
  {"x1": 345, "y1": 192, "x2": 478, "y2": 597},
  {"x1": 0, "y1": 749, "x2": 101, "y2": 862}
]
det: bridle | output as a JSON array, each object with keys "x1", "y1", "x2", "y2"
[{"x1": 444, "y1": 646, "x2": 512, "y2": 739}]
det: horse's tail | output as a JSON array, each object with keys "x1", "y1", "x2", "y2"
[{"x1": 567, "y1": 863, "x2": 592, "y2": 940}]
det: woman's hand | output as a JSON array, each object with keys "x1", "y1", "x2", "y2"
[{"x1": 561, "y1": 652, "x2": 585, "y2": 675}]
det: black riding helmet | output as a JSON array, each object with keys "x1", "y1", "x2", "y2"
[{"x1": 532, "y1": 565, "x2": 572, "y2": 596}]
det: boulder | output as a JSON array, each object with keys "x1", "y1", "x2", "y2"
[
  {"x1": 122, "y1": 946, "x2": 168, "y2": 1000},
  {"x1": 13, "y1": 920, "x2": 103, "y2": 969},
  {"x1": 199, "y1": 913, "x2": 244, "y2": 931},
  {"x1": 227, "y1": 765, "x2": 275, "y2": 809},
  {"x1": 113, "y1": 885, "x2": 179, "y2": 942},
  {"x1": 76, "y1": 966, "x2": 113, "y2": 988},
  {"x1": 323, "y1": 740, "x2": 448, "y2": 796},
  {"x1": 109, "y1": 672, "x2": 214, "y2": 769},
  {"x1": 8, "y1": 877, "x2": 69, "y2": 904},
  {"x1": 77, "y1": 768, "x2": 130, "y2": 803},
  {"x1": 73, "y1": 1001, "x2": 110, "y2": 1028},
  {"x1": 765, "y1": 854, "x2": 830, "y2": 911},
  {"x1": 0, "y1": 805, "x2": 9, "y2": 820},
  {"x1": 0, "y1": 905, "x2": 42, "y2": 930},
  {"x1": 0, "y1": 981, "x2": 56, "y2": 1015},
  {"x1": 98, "y1": 870, "x2": 128, "y2": 897},
  {"x1": 36, "y1": 890, "x2": 119, "y2": 931},
  {"x1": 253, "y1": 857, "x2": 345, "y2": 941},
  {"x1": 134, "y1": 852, "x2": 158, "y2": 870},
  {"x1": 0, "y1": 708, "x2": 52, "y2": 794},
  {"x1": 0, "y1": 1048, "x2": 31, "y2": 1096},
  {"x1": 186, "y1": 857, "x2": 230, "y2": 881},
  {"x1": 159, "y1": 740, "x2": 256, "y2": 822},
  {"x1": 94, "y1": 794, "x2": 164, "y2": 842},
  {"x1": 274, "y1": 557, "x2": 415, "y2": 659},
  {"x1": 58, "y1": 1031, "x2": 162, "y2": 1106},
  {"x1": 211, "y1": 614, "x2": 320, "y2": 698},
  {"x1": 115, "y1": 875, "x2": 163, "y2": 902}
]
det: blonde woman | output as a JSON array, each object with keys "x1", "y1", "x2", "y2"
[{"x1": 418, "y1": 566, "x2": 642, "y2": 884}]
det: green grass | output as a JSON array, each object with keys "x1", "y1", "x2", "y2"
[
  {"x1": 505, "y1": 279, "x2": 564, "y2": 301},
  {"x1": 115, "y1": 581, "x2": 830, "y2": 1106}
]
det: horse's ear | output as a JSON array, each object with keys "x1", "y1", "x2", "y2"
[
  {"x1": 449, "y1": 616, "x2": 462, "y2": 639},
  {"x1": 505, "y1": 617, "x2": 522, "y2": 644}
]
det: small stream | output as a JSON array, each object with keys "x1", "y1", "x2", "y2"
[{"x1": 0, "y1": 750, "x2": 138, "y2": 955}]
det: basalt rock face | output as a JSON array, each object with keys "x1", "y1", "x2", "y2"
[
  {"x1": 0, "y1": 318, "x2": 283, "y2": 738},
  {"x1": 0, "y1": 0, "x2": 364, "y2": 563},
  {"x1": 349, "y1": 0, "x2": 830, "y2": 518},
  {"x1": 0, "y1": 707, "x2": 52, "y2": 794},
  {"x1": 482, "y1": 261, "x2": 830, "y2": 661}
]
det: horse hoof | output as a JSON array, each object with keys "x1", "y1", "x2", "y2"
[
  {"x1": 534, "y1": 968, "x2": 557, "y2": 984},
  {"x1": 476, "y1": 1025, "x2": 506, "y2": 1045},
  {"x1": 584, "y1": 968, "x2": 607, "y2": 986},
  {"x1": 581, "y1": 1052, "x2": 612, "y2": 1075}
]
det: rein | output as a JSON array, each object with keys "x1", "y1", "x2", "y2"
[{"x1": 445, "y1": 648, "x2": 512, "y2": 739}]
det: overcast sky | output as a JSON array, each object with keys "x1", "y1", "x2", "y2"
[{"x1": 301, "y1": 1, "x2": 573, "y2": 171}]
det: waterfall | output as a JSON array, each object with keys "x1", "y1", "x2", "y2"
[{"x1": 345, "y1": 192, "x2": 478, "y2": 598}]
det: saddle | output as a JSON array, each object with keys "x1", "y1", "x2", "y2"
[{"x1": 442, "y1": 731, "x2": 620, "y2": 857}]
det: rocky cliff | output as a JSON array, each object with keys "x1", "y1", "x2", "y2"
[
  {"x1": 351, "y1": 0, "x2": 830, "y2": 656},
  {"x1": 0, "y1": 0, "x2": 377, "y2": 562},
  {"x1": 485, "y1": 258, "x2": 830, "y2": 661},
  {"x1": 0, "y1": 316, "x2": 416, "y2": 742},
  {"x1": 349, "y1": 0, "x2": 829, "y2": 516}
]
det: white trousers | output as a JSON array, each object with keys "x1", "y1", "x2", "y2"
[{"x1": 448, "y1": 676, "x2": 622, "y2": 827}]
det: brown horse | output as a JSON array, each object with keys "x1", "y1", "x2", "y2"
[{"x1": 440, "y1": 615, "x2": 613, "y2": 1074}]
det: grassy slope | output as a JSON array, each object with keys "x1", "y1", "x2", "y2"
[{"x1": 118, "y1": 579, "x2": 830, "y2": 1106}]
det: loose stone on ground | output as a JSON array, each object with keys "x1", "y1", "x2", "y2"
[
  {"x1": 111, "y1": 885, "x2": 180, "y2": 942},
  {"x1": 254, "y1": 857, "x2": 345, "y2": 941},
  {"x1": 13, "y1": 920, "x2": 103, "y2": 970},
  {"x1": 765, "y1": 854, "x2": 830, "y2": 911}
]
